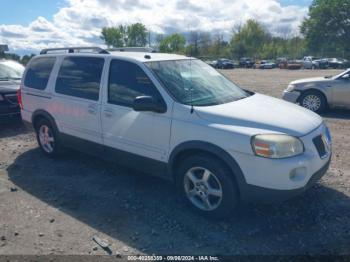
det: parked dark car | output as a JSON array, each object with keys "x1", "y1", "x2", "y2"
[
  {"x1": 327, "y1": 58, "x2": 350, "y2": 69},
  {"x1": 205, "y1": 60, "x2": 217, "y2": 68},
  {"x1": 314, "y1": 58, "x2": 329, "y2": 69},
  {"x1": 0, "y1": 60, "x2": 24, "y2": 121},
  {"x1": 215, "y1": 58, "x2": 236, "y2": 69},
  {"x1": 239, "y1": 57, "x2": 254, "y2": 68}
]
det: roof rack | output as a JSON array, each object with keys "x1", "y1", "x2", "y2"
[
  {"x1": 108, "y1": 47, "x2": 157, "y2": 53},
  {"x1": 40, "y1": 47, "x2": 109, "y2": 55}
]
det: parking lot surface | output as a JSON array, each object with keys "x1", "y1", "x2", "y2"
[{"x1": 0, "y1": 69, "x2": 349, "y2": 255}]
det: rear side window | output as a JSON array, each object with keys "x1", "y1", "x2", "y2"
[
  {"x1": 55, "y1": 57, "x2": 104, "y2": 101},
  {"x1": 108, "y1": 59, "x2": 160, "y2": 107},
  {"x1": 24, "y1": 57, "x2": 56, "y2": 90}
]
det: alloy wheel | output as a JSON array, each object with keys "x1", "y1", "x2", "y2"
[
  {"x1": 38, "y1": 125, "x2": 55, "y2": 153},
  {"x1": 302, "y1": 95, "x2": 321, "y2": 112},
  {"x1": 184, "y1": 167, "x2": 223, "y2": 211}
]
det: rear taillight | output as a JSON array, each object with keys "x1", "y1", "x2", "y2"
[{"x1": 17, "y1": 86, "x2": 23, "y2": 110}]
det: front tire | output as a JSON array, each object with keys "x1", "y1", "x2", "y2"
[
  {"x1": 35, "y1": 118, "x2": 62, "y2": 157},
  {"x1": 299, "y1": 91, "x2": 327, "y2": 113},
  {"x1": 176, "y1": 154, "x2": 239, "y2": 219}
]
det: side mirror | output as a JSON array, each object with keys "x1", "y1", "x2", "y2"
[{"x1": 133, "y1": 96, "x2": 166, "y2": 113}]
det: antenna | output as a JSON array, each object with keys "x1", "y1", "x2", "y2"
[
  {"x1": 190, "y1": 56, "x2": 194, "y2": 114},
  {"x1": 148, "y1": 29, "x2": 151, "y2": 48},
  {"x1": 188, "y1": 27, "x2": 194, "y2": 114}
]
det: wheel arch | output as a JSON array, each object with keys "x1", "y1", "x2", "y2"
[
  {"x1": 168, "y1": 141, "x2": 247, "y2": 193},
  {"x1": 31, "y1": 110, "x2": 59, "y2": 133}
]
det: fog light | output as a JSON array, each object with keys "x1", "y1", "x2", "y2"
[{"x1": 289, "y1": 167, "x2": 307, "y2": 182}]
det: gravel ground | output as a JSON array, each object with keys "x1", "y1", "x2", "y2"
[{"x1": 0, "y1": 69, "x2": 349, "y2": 256}]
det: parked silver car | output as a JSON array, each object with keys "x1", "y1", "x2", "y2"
[{"x1": 283, "y1": 69, "x2": 350, "y2": 113}]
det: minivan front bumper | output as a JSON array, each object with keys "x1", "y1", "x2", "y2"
[
  {"x1": 239, "y1": 156, "x2": 330, "y2": 203},
  {"x1": 229, "y1": 123, "x2": 331, "y2": 203}
]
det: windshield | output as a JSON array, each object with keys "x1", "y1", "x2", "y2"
[
  {"x1": 146, "y1": 59, "x2": 249, "y2": 106},
  {"x1": 0, "y1": 61, "x2": 24, "y2": 81}
]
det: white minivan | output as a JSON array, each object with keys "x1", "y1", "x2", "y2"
[{"x1": 19, "y1": 47, "x2": 332, "y2": 218}]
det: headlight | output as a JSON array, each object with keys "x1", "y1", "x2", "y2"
[
  {"x1": 285, "y1": 84, "x2": 295, "y2": 92},
  {"x1": 252, "y1": 134, "x2": 304, "y2": 159}
]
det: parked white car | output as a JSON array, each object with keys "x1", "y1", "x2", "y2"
[
  {"x1": 302, "y1": 56, "x2": 329, "y2": 70},
  {"x1": 19, "y1": 47, "x2": 332, "y2": 218},
  {"x1": 283, "y1": 69, "x2": 350, "y2": 113},
  {"x1": 303, "y1": 56, "x2": 319, "y2": 69}
]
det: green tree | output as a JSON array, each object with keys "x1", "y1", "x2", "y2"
[
  {"x1": 127, "y1": 23, "x2": 148, "y2": 47},
  {"x1": 20, "y1": 54, "x2": 36, "y2": 65},
  {"x1": 198, "y1": 32, "x2": 212, "y2": 56},
  {"x1": 301, "y1": 0, "x2": 350, "y2": 57},
  {"x1": 186, "y1": 31, "x2": 200, "y2": 56},
  {"x1": 0, "y1": 52, "x2": 20, "y2": 62},
  {"x1": 159, "y1": 33, "x2": 186, "y2": 53},
  {"x1": 209, "y1": 34, "x2": 228, "y2": 57},
  {"x1": 230, "y1": 20, "x2": 270, "y2": 59},
  {"x1": 186, "y1": 32, "x2": 219, "y2": 59},
  {"x1": 155, "y1": 34, "x2": 165, "y2": 46},
  {"x1": 287, "y1": 36, "x2": 306, "y2": 59},
  {"x1": 100, "y1": 26, "x2": 126, "y2": 47}
]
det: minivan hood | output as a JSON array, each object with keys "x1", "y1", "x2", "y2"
[
  {"x1": 0, "y1": 80, "x2": 20, "y2": 93},
  {"x1": 291, "y1": 77, "x2": 330, "y2": 85},
  {"x1": 195, "y1": 93, "x2": 322, "y2": 137}
]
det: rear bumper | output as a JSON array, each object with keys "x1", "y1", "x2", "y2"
[
  {"x1": 0, "y1": 104, "x2": 21, "y2": 122},
  {"x1": 0, "y1": 104, "x2": 20, "y2": 114},
  {"x1": 240, "y1": 156, "x2": 331, "y2": 203},
  {"x1": 0, "y1": 98, "x2": 20, "y2": 116}
]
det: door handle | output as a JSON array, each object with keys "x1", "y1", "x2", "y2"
[
  {"x1": 87, "y1": 104, "x2": 97, "y2": 115},
  {"x1": 104, "y1": 109, "x2": 114, "y2": 118}
]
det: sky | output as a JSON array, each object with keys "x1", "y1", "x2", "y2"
[{"x1": 0, "y1": 0, "x2": 312, "y2": 55}]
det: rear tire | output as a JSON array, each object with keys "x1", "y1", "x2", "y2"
[
  {"x1": 299, "y1": 90, "x2": 327, "y2": 113},
  {"x1": 176, "y1": 154, "x2": 239, "y2": 219},
  {"x1": 35, "y1": 118, "x2": 62, "y2": 157}
]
